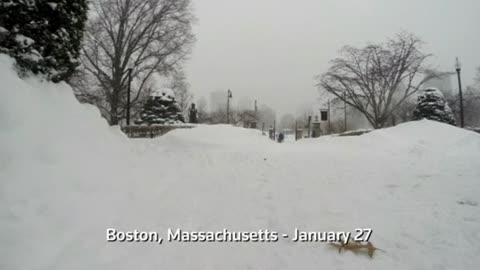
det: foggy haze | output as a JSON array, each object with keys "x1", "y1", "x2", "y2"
[{"x1": 185, "y1": 0, "x2": 480, "y2": 115}]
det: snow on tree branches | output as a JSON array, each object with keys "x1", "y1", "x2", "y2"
[
  {"x1": 0, "y1": 0, "x2": 88, "y2": 82},
  {"x1": 413, "y1": 88, "x2": 456, "y2": 125},
  {"x1": 78, "y1": 0, "x2": 195, "y2": 125},
  {"x1": 135, "y1": 89, "x2": 185, "y2": 125}
]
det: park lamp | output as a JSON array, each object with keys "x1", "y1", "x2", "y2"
[
  {"x1": 226, "y1": 89, "x2": 232, "y2": 124},
  {"x1": 455, "y1": 57, "x2": 461, "y2": 72},
  {"x1": 126, "y1": 68, "x2": 133, "y2": 126},
  {"x1": 454, "y1": 57, "x2": 465, "y2": 128}
]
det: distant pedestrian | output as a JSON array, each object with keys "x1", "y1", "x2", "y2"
[{"x1": 278, "y1": 133, "x2": 284, "y2": 143}]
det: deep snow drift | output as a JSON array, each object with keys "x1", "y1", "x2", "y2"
[{"x1": 1, "y1": 54, "x2": 480, "y2": 270}]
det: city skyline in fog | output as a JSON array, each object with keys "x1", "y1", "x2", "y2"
[{"x1": 185, "y1": 0, "x2": 480, "y2": 115}]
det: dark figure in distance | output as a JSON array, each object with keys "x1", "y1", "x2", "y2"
[{"x1": 189, "y1": 103, "x2": 198, "y2": 124}]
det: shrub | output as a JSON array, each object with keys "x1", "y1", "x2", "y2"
[{"x1": 0, "y1": 0, "x2": 88, "y2": 82}]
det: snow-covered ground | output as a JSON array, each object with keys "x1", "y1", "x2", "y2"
[{"x1": 1, "y1": 54, "x2": 480, "y2": 270}]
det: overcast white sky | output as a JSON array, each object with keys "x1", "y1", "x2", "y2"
[{"x1": 185, "y1": 0, "x2": 480, "y2": 114}]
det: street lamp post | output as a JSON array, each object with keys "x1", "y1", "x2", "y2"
[
  {"x1": 455, "y1": 58, "x2": 465, "y2": 128},
  {"x1": 295, "y1": 121, "x2": 298, "y2": 141},
  {"x1": 307, "y1": 116, "x2": 312, "y2": 138},
  {"x1": 126, "y1": 68, "x2": 133, "y2": 126},
  {"x1": 327, "y1": 99, "x2": 331, "y2": 134},
  {"x1": 343, "y1": 92, "x2": 348, "y2": 132},
  {"x1": 226, "y1": 89, "x2": 232, "y2": 124},
  {"x1": 273, "y1": 120, "x2": 276, "y2": 140}
]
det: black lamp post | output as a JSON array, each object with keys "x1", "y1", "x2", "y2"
[
  {"x1": 343, "y1": 92, "x2": 348, "y2": 132},
  {"x1": 226, "y1": 89, "x2": 232, "y2": 124},
  {"x1": 455, "y1": 58, "x2": 464, "y2": 128},
  {"x1": 307, "y1": 115, "x2": 312, "y2": 137},
  {"x1": 126, "y1": 68, "x2": 133, "y2": 126}
]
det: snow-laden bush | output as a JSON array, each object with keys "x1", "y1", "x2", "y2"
[
  {"x1": 413, "y1": 88, "x2": 456, "y2": 125},
  {"x1": 0, "y1": 0, "x2": 88, "y2": 82},
  {"x1": 135, "y1": 88, "x2": 185, "y2": 125}
]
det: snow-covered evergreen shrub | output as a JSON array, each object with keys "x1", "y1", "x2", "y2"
[
  {"x1": 135, "y1": 89, "x2": 185, "y2": 125},
  {"x1": 413, "y1": 88, "x2": 456, "y2": 125},
  {"x1": 0, "y1": 0, "x2": 88, "y2": 82}
]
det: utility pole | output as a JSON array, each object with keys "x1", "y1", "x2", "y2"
[
  {"x1": 455, "y1": 58, "x2": 465, "y2": 128},
  {"x1": 343, "y1": 92, "x2": 347, "y2": 132},
  {"x1": 273, "y1": 120, "x2": 276, "y2": 140},
  {"x1": 307, "y1": 116, "x2": 312, "y2": 138},
  {"x1": 126, "y1": 68, "x2": 132, "y2": 126},
  {"x1": 327, "y1": 99, "x2": 331, "y2": 134},
  {"x1": 295, "y1": 121, "x2": 298, "y2": 141},
  {"x1": 254, "y1": 99, "x2": 258, "y2": 126},
  {"x1": 226, "y1": 89, "x2": 232, "y2": 124}
]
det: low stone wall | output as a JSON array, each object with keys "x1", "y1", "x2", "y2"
[
  {"x1": 121, "y1": 124, "x2": 196, "y2": 138},
  {"x1": 466, "y1": 127, "x2": 480, "y2": 134}
]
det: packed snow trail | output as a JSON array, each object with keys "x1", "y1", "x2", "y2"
[{"x1": 1, "y1": 54, "x2": 480, "y2": 270}]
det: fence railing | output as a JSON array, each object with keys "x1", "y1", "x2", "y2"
[{"x1": 121, "y1": 124, "x2": 196, "y2": 138}]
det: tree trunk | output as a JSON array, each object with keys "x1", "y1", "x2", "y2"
[
  {"x1": 109, "y1": 100, "x2": 119, "y2": 126},
  {"x1": 110, "y1": 114, "x2": 119, "y2": 126}
]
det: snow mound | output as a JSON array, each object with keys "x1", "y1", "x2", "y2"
[
  {"x1": 300, "y1": 119, "x2": 480, "y2": 159},
  {"x1": 0, "y1": 54, "x2": 137, "y2": 270},
  {"x1": 157, "y1": 124, "x2": 275, "y2": 149},
  {"x1": 358, "y1": 119, "x2": 480, "y2": 154},
  {"x1": 1, "y1": 54, "x2": 480, "y2": 270}
]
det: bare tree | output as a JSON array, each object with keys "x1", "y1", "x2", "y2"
[
  {"x1": 168, "y1": 69, "x2": 192, "y2": 114},
  {"x1": 447, "y1": 87, "x2": 480, "y2": 127},
  {"x1": 463, "y1": 67, "x2": 480, "y2": 126},
  {"x1": 392, "y1": 96, "x2": 417, "y2": 124},
  {"x1": 209, "y1": 90, "x2": 227, "y2": 112},
  {"x1": 235, "y1": 109, "x2": 258, "y2": 127},
  {"x1": 475, "y1": 67, "x2": 480, "y2": 85},
  {"x1": 78, "y1": 0, "x2": 195, "y2": 125},
  {"x1": 203, "y1": 108, "x2": 226, "y2": 124},
  {"x1": 279, "y1": 113, "x2": 296, "y2": 130},
  {"x1": 257, "y1": 104, "x2": 277, "y2": 129},
  {"x1": 317, "y1": 32, "x2": 446, "y2": 129},
  {"x1": 196, "y1": 97, "x2": 208, "y2": 123}
]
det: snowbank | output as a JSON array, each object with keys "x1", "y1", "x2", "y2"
[
  {"x1": 158, "y1": 124, "x2": 275, "y2": 149},
  {"x1": 0, "y1": 55, "x2": 137, "y2": 270},
  {"x1": 1, "y1": 54, "x2": 480, "y2": 270}
]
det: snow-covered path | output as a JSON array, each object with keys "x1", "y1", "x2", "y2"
[
  {"x1": 1, "y1": 54, "x2": 480, "y2": 270},
  {"x1": 113, "y1": 123, "x2": 479, "y2": 270}
]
